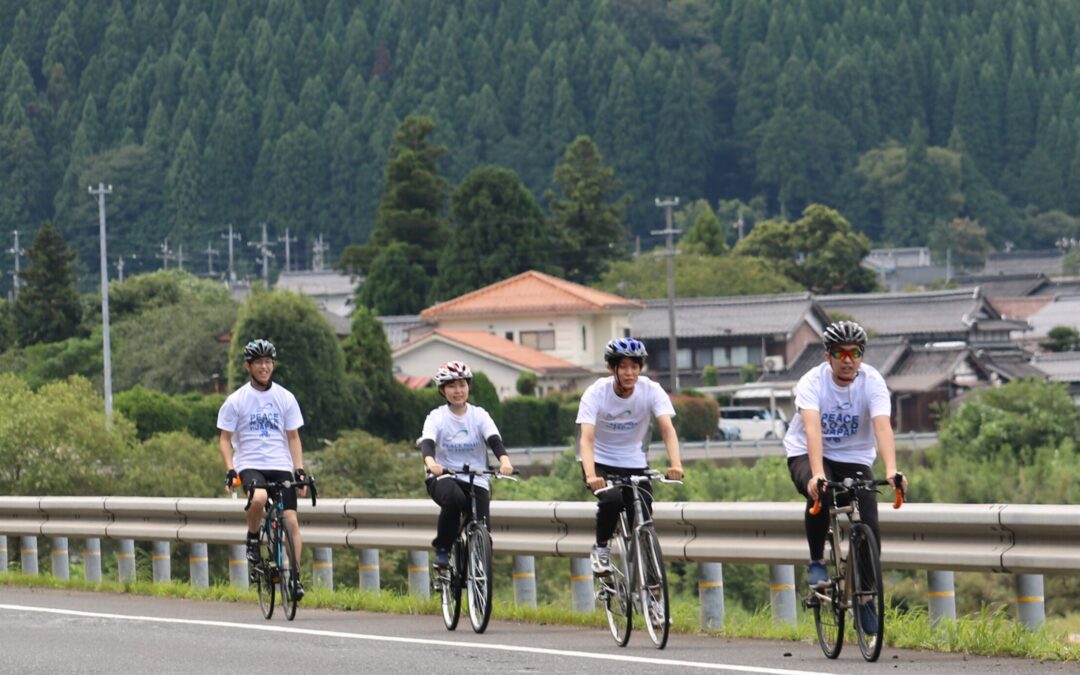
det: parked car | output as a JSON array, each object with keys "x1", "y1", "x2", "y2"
[
  {"x1": 716, "y1": 420, "x2": 742, "y2": 441},
  {"x1": 718, "y1": 406, "x2": 788, "y2": 440}
]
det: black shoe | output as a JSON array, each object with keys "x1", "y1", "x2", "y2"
[
  {"x1": 246, "y1": 538, "x2": 260, "y2": 564},
  {"x1": 294, "y1": 579, "x2": 305, "y2": 602}
]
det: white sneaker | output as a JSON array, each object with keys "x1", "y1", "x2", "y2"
[{"x1": 591, "y1": 545, "x2": 612, "y2": 576}]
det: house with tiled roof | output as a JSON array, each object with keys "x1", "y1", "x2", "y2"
[{"x1": 393, "y1": 328, "x2": 592, "y2": 399}]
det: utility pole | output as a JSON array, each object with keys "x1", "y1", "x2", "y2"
[
  {"x1": 312, "y1": 234, "x2": 328, "y2": 272},
  {"x1": 89, "y1": 183, "x2": 114, "y2": 425},
  {"x1": 116, "y1": 256, "x2": 126, "y2": 282},
  {"x1": 222, "y1": 224, "x2": 241, "y2": 286},
  {"x1": 175, "y1": 243, "x2": 185, "y2": 271},
  {"x1": 8, "y1": 230, "x2": 25, "y2": 298},
  {"x1": 204, "y1": 241, "x2": 219, "y2": 276},
  {"x1": 247, "y1": 222, "x2": 275, "y2": 283},
  {"x1": 157, "y1": 238, "x2": 173, "y2": 270},
  {"x1": 653, "y1": 196, "x2": 681, "y2": 392},
  {"x1": 735, "y1": 211, "x2": 745, "y2": 241},
  {"x1": 277, "y1": 228, "x2": 298, "y2": 273}
]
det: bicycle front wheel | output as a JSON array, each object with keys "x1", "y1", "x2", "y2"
[
  {"x1": 601, "y1": 533, "x2": 632, "y2": 647},
  {"x1": 466, "y1": 525, "x2": 493, "y2": 633},
  {"x1": 637, "y1": 527, "x2": 670, "y2": 649},
  {"x1": 440, "y1": 539, "x2": 463, "y2": 630},
  {"x1": 813, "y1": 533, "x2": 845, "y2": 659},
  {"x1": 255, "y1": 526, "x2": 275, "y2": 620},
  {"x1": 851, "y1": 524, "x2": 885, "y2": 662},
  {"x1": 279, "y1": 520, "x2": 300, "y2": 621}
]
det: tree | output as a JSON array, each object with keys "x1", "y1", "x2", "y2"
[
  {"x1": 1043, "y1": 326, "x2": 1079, "y2": 353},
  {"x1": 927, "y1": 217, "x2": 990, "y2": 271},
  {"x1": 342, "y1": 305, "x2": 415, "y2": 441},
  {"x1": 680, "y1": 201, "x2": 728, "y2": 256},
  {"x1": 15, "y1": 221, "x2": 82, "y2": 346},
  {"x1": 434, "y1": 166, "x2": 555, "y2": 300},
  {"x1": 595, "y1": 251, "x2": 800, "y2": 299},
  {"x1": 355, "y1": 241, "x2": 430, "y2": 315},
  {"x1": 545, "y1": 135, "x2": 626, "y2": 284}
]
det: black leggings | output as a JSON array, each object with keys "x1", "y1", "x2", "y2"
[
  {"x1": 787, "y1": 455, "x2": 880, "y2": 561},
  {"x1": 589, "y1": 463, "x2": 653, "y2": 546},
  {"x1": 426, "y1": 476, "x2": 490, "y2": 550}
]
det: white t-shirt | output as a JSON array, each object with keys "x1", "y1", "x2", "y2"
[
  {"x1": 217, "y1": 382, "x2": 304, "y2": 472},
  {"x1": 576, "y1": 375, "x2": 676, "y2": 469},
  {"x1": 783, "y1": 361, "x2": 891, "y2": 467},
  {"x1": 419, "y1": 403, "x2": 500, "y2": 490}
]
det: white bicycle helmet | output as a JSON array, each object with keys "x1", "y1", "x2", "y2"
[{"x1": 434, "y1": 360, "x2": 473, "y2": 386}]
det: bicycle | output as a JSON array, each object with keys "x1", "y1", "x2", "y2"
[
  {"x1": 433, "y1": 465, "x2": 518, "y2": 633},
  {"x1": 593, "y1": 469, "x2": 682, "y2": 649},
  {"x1": 243, "y1": 476, "x2": 318, "y2": 621},
  {"x1": 805, "y1": 473, "x2": 903, "y2": 662}
]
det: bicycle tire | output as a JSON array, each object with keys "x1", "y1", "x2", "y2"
[
  {"x1": 637, "y1": 527, "x2": 670, "y2": 649},
  {"x1": 601, "y1": 529, "x2": 632, "y2": 647},
  {"x1": 851, "y1": 524, "x2": 885, "y2": 662},
  {"x1": 279, "y1": 519, "x2": 299, "y2": 621},
  {"x1": 466, "y1": 525, "x2": 493, "y2": 634},
  {"x1": 255, "y1": 525, "x2": 275, "y2": 620},
  {"x1": 813, "y1": 532, "x2": 845, "y2": 659},
  {"x1": 440, "y1": 538, "x2": 463, "y2": 630}
]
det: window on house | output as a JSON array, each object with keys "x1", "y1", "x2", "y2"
[
  {"x1": 582, "y1": 326, "x2": 587, "y2": 351},
  {"x1": 730, "y1": 345, "x2": 749, "y2": 366},
  {"x1": 505, "y1": 331, "x2": 514, "y2": 341},
  {"x1": 677, "y1": 348, "x2": 692, "y2": 369},
  {"x1": 520, "y1": 330, "x2": 555, "y2": 350},
  {"x1": 748, "y1": 345, "x2": 762, "y2": 364},
  {"x1": 713, "y1": 346, "x2": 730, "y2": 367},
  {"x1": 656, "y1": 350, "x2": 669, "y2": 369},
  {"x1": 695, "y1": 347, "x2": 713, "y2": 367}
]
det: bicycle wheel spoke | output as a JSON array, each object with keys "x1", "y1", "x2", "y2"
[
  {"x1": 440, "y1": 539, "x2": 463, "y2": 630},
  {"x1": 812, "y1": 535, "x2": 844, "y2": 659},
  {"x1": 851, "y1": 524, "x2": 885, "y2": 662},
  {"x1": 279, "y1": 521, "x2": 299, "y2": 621},
  {"x1": 255, "y1": 526, "x2": 275, "y2": 620},
  {"x1": 601, "y1": 533, "x2": 632, "y2": 647},
  {"x1": 467, "y1": 527, "x2": 493, "y2": 633},
  {"x1": 638, "y1": 528, "x2": 670, "y2": 649}
]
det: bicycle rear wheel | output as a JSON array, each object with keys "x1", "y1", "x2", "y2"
[
  {"x1": 279, "y1": 520, "x2": 299, "y2": 621},
  {"x1": 637, "y1": 527, "x2": 670, "y2": 649},
  {"x1": 601, "y1": 532, "x2": 632, "y2": 647},
  {"x1": 255, "y1": 527, "x2": 275, "y2": 620},
  {"x1": 466, "y1": 525, "x2": 493, "y2": 633},
  {"x1": 813, "y1": 533, "x2": 845, "y2": 659},
  {"x1": 440, "y1": 539, "x2": 463, "y2": 630},
  {"x1": 851, "y1": 524, "x2": 885, "y2": 662}
]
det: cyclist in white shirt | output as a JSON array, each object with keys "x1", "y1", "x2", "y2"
[
  {"x1": 217, "y1": 338, "x2": 309, "y2": 599},
  {"x1": 784, "y1": 321, "x2": 907, "y2": 633},
  {"x1": 577, "y1": 337, "x2": 684, "y2": 575},
  {"x1": 419, "y1": 360, "x2": 514, "y2": 568}
]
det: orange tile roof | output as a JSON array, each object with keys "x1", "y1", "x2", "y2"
[
  {"x1": 988, "y1": 296, "x2": 1053, "y2": 320},
  {"x1": 397, "y1": 329, "x2": 586, "y2": 374},
  {"x1": 420, "y1": 270, "x2": 643, "y2": 319},
  {"x1": 395, "y1": 374, "x2": 432, "y2": 390}
]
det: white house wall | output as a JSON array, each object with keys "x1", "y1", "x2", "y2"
[{"x1": 394, "y1": 341, "x2": 525, "y2": 399}]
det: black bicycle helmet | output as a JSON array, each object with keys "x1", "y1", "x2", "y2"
[
  {"x1": 243, "y1": 338, "x2": 277, "y2": 361},
  {"x1": 822, "y1": 321, "x2": 868, "y2": 349},
  {"x1": 604, "y1": 337, "x2": 648, "y2": 365}
]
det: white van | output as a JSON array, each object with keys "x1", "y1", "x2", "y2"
[{"x1": 719, "y1": 406, "x2": 788, "y2": 440}]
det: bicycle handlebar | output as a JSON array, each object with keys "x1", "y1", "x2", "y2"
[
  {"x1": 243, "y1": 477, "x2": 318, "y2": 511},
  {"x1": 438, "y1": 465, "x2": 520, "y2": 482},
  {"x1": 593, "y1": 469, "x2": 683, "y2": 496},
  {"x1": 808, "y1": 474, "x2": 904, "y2": 516}
]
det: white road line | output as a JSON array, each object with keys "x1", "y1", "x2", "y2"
[{"x1": 0, "y1": 603, "x2": 838, "y2": 675}]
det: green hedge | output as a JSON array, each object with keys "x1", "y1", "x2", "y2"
[{"x1": 114, "y1": 386, "x2": 225, "y2": 441}]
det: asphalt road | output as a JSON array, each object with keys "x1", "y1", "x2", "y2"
[{"x1": 2, "y1": 586, "x2": 1076, "y2": 675}]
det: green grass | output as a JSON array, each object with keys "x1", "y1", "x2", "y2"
[{"x1": 3, "y1": 571, "x2": 1077, "y2": 661}]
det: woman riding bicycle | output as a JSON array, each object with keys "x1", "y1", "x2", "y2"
[
  {"x1": 577, "y1": 337, "x2": 684, "y2": 576},
  {"x1": 784, "y1": 321, "x2": 907, "y2": 634},
  {"x1": 419, "y1": 360, "x2": 514, "y2": 569}
]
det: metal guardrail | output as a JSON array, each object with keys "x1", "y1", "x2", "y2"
[{"x1": 2, "y1": 495, "x2": 1077, "y2": 575}]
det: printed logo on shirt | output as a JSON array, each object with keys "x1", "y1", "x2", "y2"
[
  {"x1": 821, "y1": 402, "x2": 859, "y2": 443},
  {"x1": 602, "y1": 409, "x2": 637, "y2": 432},
  {"x1": 250, "y1": 403, "x2": 282, "y2": 438},
  {"x1": 444, "y1": 427, "x2": 479, "y2": 453}
]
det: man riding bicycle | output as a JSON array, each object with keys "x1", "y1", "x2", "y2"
[
  {"x1": 784, "y1": 321, "x2": 907, "y2": 634},
  {"x1": 577, "y1": 337, "x2": 684, "y2": 576},
  {"x1": 217, "y1": 338, "x2": 309, "y2": 600}
]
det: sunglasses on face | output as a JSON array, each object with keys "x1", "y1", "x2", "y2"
[{"x1": 828, "y1": 347, "x2": 863, "y2": 361}]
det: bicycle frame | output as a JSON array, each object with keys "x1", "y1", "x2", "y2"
[{"x1": 244, "y1": 477, "x2": 317, "y2": 621}]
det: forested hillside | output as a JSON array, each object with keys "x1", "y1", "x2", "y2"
[{"x1": 3, "y1": 0, "x2": 1080, "y2": 291}]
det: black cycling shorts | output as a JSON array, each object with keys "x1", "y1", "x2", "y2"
[{"x1": 239, "y1": 469, "x2": 298, "y2": 511}]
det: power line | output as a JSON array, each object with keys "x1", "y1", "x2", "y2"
[
  {"x1": 8, "y1": 230, "x2": 25, "y2": 299},
  {"x1": 247, "y1": 222, "x2": 275, "y2": 283},
  {"x1": 222, "y1": 224, "x2": 241, "y2": 286}
]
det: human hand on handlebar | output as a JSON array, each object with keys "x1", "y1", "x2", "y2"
[
  {"x1": 225, "y1": 469, "x2": 239, "y2": 494},
  {"x1": 426, "y1": 460, "x2": 445, "y2": 477},
  {"x1": 807, "y1": 474, "x2": 826, "y2": 501},
  {"x1": 585, "y1": 474, "x2": 606, "y2": 491},
  {"x1": 666, "y1": 465, "x2": 684, "y2": 481}
]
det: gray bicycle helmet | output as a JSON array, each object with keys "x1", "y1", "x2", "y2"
[
  {"x1": 242, "y1": 338, "x2": 277, "y2": 361},
  {"x1": 822, "y1": 321, "x2": 868, "y2": 349}
]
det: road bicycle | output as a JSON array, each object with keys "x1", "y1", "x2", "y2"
[
  {"x1": 594, "y1": 469, "x2": 682, "y2": 649},
  {"x1": 243, "y1": 476, "x2": 317, "y2": 621},
  {"x1": 433, "y1": 465, "x2": 518, "y2": 633},
  {"x1": 805, "y1": 473, "x2": 903, "y2": 662}
]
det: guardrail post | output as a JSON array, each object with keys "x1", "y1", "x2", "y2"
[
  {"x1": 84, "y1": 538, "x2": 101, "y2": 583},
  {"x1": 769, "y1": 564, "x2": 797, "y2": 625},
  {"x1": 228, "y1": 544, "x2": 248, "y2": 588},
  {"x1": 50, "y1": 537, "x2": 69, "y2": 580},
  {"x1": 570, "y1": 557, "x2": 593, "y2": 612},
  {"x1": 1015, "y1": 573, "x2": 1045, "y2": 629},
  {"x1": 151, "y1": 541, "x2": 170, "y2": 583},
  {"x1": 927, "y1": 570, "x2": 956, "y2": 627},
  {"x1": 698, "y1": 562, "x2": 724, "y2": 629},
  {"x1": 20, "y1": 536, "x2": 39, "y2": 575},
  {"x1": 189, "y1": 543, "x2": 209, "y2": 589},
  {"x1": 358, "y1": 549, "x2": 380, "y2": 594},
  {"x1": 408, "y1": 550, "x2": 429, "y2": 599},
  {"x1": 0, "y1": 534, "x2": 7, "y2": 571},
  {"x1": 512, "y1": 555, "x2": 536, "y2": 607},
  {"x1": 117, "y1": 539, "x2": 136, "y2": 583},
  {"x1": 313, "y1": 547, "x2": 333, "y2": 589}
]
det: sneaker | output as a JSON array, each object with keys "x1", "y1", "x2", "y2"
[
  {"x1": 433, "y1": 547, "x2": 450, "y2": 569},
  {"x1": 245, "y1": 536, "x2": 260, "y2": 564},
  {"x1": 857, "y1": 602, "x2": 879, "y2": 635},
  {"x1": 807, "y1": 561, "x2": 829, "y2": 588},
  {"x1": 294, "y1": 578, "x2": 306, "y2": 602},
  {"x1": 591, "y1": 544, "x2": 612, "y2": 576}
]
